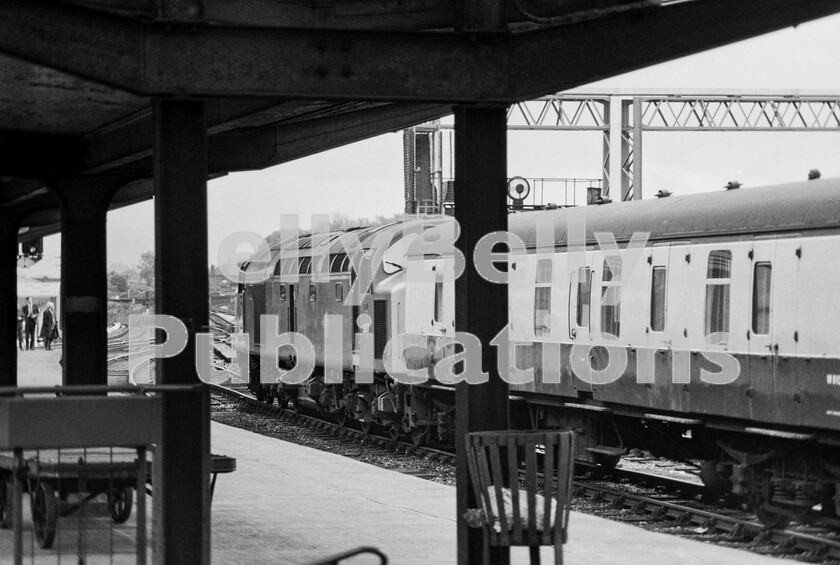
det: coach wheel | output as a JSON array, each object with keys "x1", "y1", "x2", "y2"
[
  {"x1": 276, "y1": 391, "x2": 291, "y2": 409},
  {"x1": 753, "y1": 498, "x2": 791, "y2": 530},
  {"x1": 31, "y1": 482, "x2": 57, "y2": 549},
  {"x1": 335, "y1": 409, "x2": 348, "y2": 427},
  {"x1": 699, "y1": 460, "x2": 729, "y2": 497},
  {"x1": 360, "y1": 420, "x2": 373, "y2": 435},
  {"x1": 411, "y1": 427, "x2": 429, "y2": 447},
  {"x1": 108, "y1": 487, "x2": 134, "y2": 524},
  {"x1": 289, "y1": 398, "x2": 301, "y2": 414},
  {"x1": 388, "y1": 426, "x2": 401, "y2": 441}
]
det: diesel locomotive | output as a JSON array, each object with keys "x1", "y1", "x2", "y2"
[{"x1": 237, "y1": 177, "x2": 840, "y2": 527}]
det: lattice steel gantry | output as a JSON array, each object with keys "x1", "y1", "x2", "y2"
[{"x1": 407, "y1": 91, "x2": 840, "y2": 205}]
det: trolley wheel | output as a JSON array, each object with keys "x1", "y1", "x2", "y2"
[
  {"x1": 31, "y1": 482, "x2": 57, "y2": 549},
  {"x1": 0, "y1": 478, "x2": 10, "y2": 529},
  {"x1": 388, "y1": 426, "x2": 401, "y2": 441},
  {"x1": 108, "y1": 486, "x2": 134, "y2": 524},
  {"x1": 360, "y1": 420, "x2": 373, "y2": 435},
  {"x1": 410, "y1": 427, "x2": 429, "y2": 447}
]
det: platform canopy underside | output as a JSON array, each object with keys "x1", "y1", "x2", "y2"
[{"x1": 2, "y1": 0, "x2": 840, "y2": 236}]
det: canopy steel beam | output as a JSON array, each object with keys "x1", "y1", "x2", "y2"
[
  {"x1": 1, "y1": 103, "x2": 449, "y2": 181},
  {"x1": 1, "y1": 0, "x2": 839, "y2": 103}
]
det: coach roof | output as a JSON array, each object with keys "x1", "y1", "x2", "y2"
[{"x1": 510, "y1": 177, "x2": 840, "y2": 248}]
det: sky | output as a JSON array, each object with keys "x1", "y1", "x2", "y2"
[{"x1": 32, "y1": 12, "x2": 840, "y2": 271}]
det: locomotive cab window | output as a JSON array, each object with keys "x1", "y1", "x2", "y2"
[
  {"x1": 650, "y1": 267, "x2": 666, "y2": 332},
  {"x1": 299, "y1": 256, "x2": 312, "y2": 275},
  {"x1": 752, "y1": 262, "x2": 772, "y2": 335},
  {"x1": 577, "y1": 267, "x2": 591, "y2": 327},
  {"x1": 330, "y1": 253, "x2": 349, "y2": 273},
  {"x1": 280, "y1": 258, "x2": 296, "y2": 278},
  {"x1": 534, "y1": 258, "x2": 552, "y2": 336},
  {"x1": 704, "y1": 250, "x2": 731, "y2": 342},
  {"x1": 600, "y1": 257, "x2": 621, "y2": 338}
]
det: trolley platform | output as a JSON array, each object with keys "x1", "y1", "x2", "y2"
[{"x1": 0, "y1": 449, "x2": 235, "y2": 549}]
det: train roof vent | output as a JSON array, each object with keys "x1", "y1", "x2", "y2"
[
  {"x1": 654, "y1": 189, "x2": 672, "y2": 198},
  {"x1": 808, "y1": 169, "x2": 821, "y2": 180},
  {"x1": 724, "y1": 180, "x2": 742, "y2": 190}
]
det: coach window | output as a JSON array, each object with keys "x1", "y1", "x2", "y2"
[
  {"x1": 650, "y1": 267, "x2": 666, "y2": 331},
  {"x1": 335, "y1": 283, "x2": 343, "y2": 302},
  {"x1": 279, "y1": 285, "x2": 286, "y2": 301},
  {"x1": 309, "y1": 283, "x2": 317, "y2": 302},
  {"x1": 600, "y1": 257, "x2": 621, "y2": 338},
  {"x1": 577, "y1": 267, "x2": 591, "y2": 327},
  {"x1": 752, "y1": 263, "x2": 772, "y2": 335},
  {"x1": 534, "y1": 258, "x2": 552, "y2": 336},
  {"x1": 704, "y1": 250, "x2": 731, "y2": 340},
  {"x1": 434, "y1": 280, "x2": 444, "y2": 323}
]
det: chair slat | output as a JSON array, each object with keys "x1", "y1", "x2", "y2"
[
  {"x1": 474, "y1": 443, "x2": 499, "y2": 545},
  {"x1": 542, "y1": 436, "x2": 555, "y2": 544},
  {"x1": 525, "y1": 435, "x2": 539, "y2": 546},
  {"x1": 556, "y1": 433, "x2": 575, "y2": 544},
  {"x1": 507, "y1": 439, "x2": 523, "y2": 543},
  {"x1": 467, "y1": 437, "x2": 497, "y2": 545},
  {"x1": 487, "y1": 437, "x2": 510, "y2": 547}
]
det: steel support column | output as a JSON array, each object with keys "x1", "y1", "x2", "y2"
[
  {"x1": 454, "y1": 105, "x2": 510, "y2": 565},
  {"x1": 152, "y1": 99, "x2": 211, "y2": 565},
  {"x1": 55, "y1": 178, "x2": 120, "y2": 386},
  {"x1": 0, "y1": 210, "x2": 21, "y2": 387},
  {"x1": 620, "y1": 99, "x2": 643, "y2": 201}
]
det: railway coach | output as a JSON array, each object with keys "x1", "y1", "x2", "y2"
[{"x1": 238, "y1": 177, "x2": 840, "y2": 528}]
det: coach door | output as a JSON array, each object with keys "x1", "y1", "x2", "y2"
[
  {"x1": 749, "y1": 237, "x2": 801, "y2": 426},
  {"x1": 568, "y1": 261, "x2": 593, "y2": 393},
  {"x1": 644, "y1": 244, "x2": 679, "y2": 412}
]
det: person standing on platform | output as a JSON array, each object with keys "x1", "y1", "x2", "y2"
[
  {"x1": 41, "y1": 302, "x2": 56, "y2": 350},
  {"x1": 22, "y1": 296, "x2": 38, "y2": 350},
  {"x1": 16, "y1": 306, "x2": 25, "y2": 350}
]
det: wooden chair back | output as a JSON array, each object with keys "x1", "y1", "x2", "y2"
[{"x1": 465, "y1": 430, "x2": 575, "y2": 551}]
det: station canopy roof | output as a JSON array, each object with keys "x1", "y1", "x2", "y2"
[{"x1": 2, "y1": 0, "x2": 840, "y2": 238}]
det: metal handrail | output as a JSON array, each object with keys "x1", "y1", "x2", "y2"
[
  {"x1": 306, "y1": 546, "x2": 388, "y2": 565},
  {"x1": 0, "y1": 383, "x2": 203, "y2": 396}
]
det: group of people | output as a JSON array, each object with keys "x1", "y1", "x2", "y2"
[{"x1": 16, "y1": 297, "x2": 58, "y2": 351}]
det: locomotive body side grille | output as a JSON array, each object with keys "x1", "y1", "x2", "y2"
[{"x1": 374, "y1": 300, "x2": 388, "y2": 359}]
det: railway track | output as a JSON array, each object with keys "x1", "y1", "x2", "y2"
[
  {"x1": 209, "y1": 379, "x2": 840, "y2": 563},
  {"x1": 208, "y1": 382, "x2": 457, "y2": 465},
  {"x1": 102, "y1": 319, "x2": 840, "y2": 562}
]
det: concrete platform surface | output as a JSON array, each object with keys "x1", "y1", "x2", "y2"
[
  {"x1": 210, "y1": 422, "x2": 794, "y2": 565},
  {"x1": 13, "y1": 349, "x2": 797, "y2": 564}
]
